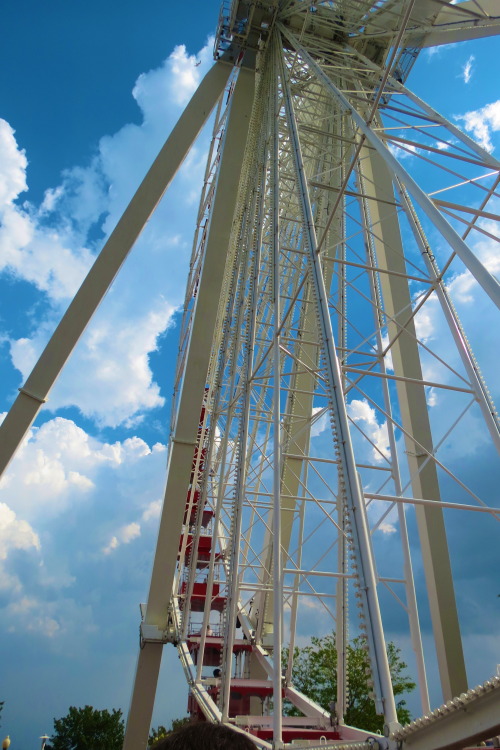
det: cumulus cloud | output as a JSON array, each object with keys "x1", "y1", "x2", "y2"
[
  {"x1": 0, "y1": 502, "x2": 40, "y2": 593},
  {"x1": 0, "y1": 417, "x2": 166, "y2": 519},
  {"x1": 4, "y1": 595, "x2": 97, "y2": 640},
  {"x1": 0, "y1": 416, "x2": 167, "y2": 635},
  {"x1": 133, "y1": 41, "x2": 215, "y2": 114},
  {"x1": 0, "y1": 502, "x2": 40, "y2": 560},
  {"x1": 142, "y1": 498, "x2": 162, "y2": 521},
  {"x1": 414, "y1": 305, "x2": 435, "y2": 342},
  {"x1": 456, "y1": 99, "x2": 500, "y2": 152},
  {"x1": 0, "y1": 121, "x2": 95, "y2": 301},
  {"x1": 9, "y1": 299, "x2": 174, "y2": 427},
  {"x1": 1, "y1": 38, "x2": 215, "y2": 427},
  {"x1": 388, "y1": 141, "x2": 418, "y2": 160}
]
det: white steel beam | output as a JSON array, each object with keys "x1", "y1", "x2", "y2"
[
  {"x1": 357, "y1": 147, "x2": 467, "y2": 701},
  {"x1": 123, "y1": 65, "x2": 256, "y2": 750},
  {"x1": 271, "y1": 40, "x2": 284, "y2": 747},
  {"x1": 394, "y1": 679, "x2": 500, "y2": 750},
  {"x1": 414, "y1": 1, "x2": 500, "y2": 48},
  {"x1": 280, "y1": 26, "x2": 500, "y2": 312},
  {"x1": 0, "y1": 61, "x2": 232, "y2": 481},
  {"x1": 359, "y1": 0, "x2": 500, "y2": 48},
  {"x1": 277, "y1": 35, "x2": 399, "y2": 729},
  {"x1": 358, "y1": 188, "x2": 430, "y2": 717}
]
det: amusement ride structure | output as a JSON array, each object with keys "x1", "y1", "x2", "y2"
[{"x1": 1, "y1": 1, "x2": 500, "y2": 749}]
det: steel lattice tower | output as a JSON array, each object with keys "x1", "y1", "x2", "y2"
[{"x1": 1, "y1": 2, "x2": 500, "y2": 749}]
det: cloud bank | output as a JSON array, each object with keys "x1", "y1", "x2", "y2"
[{"x1": 0, "y1": 39, "x2": 214, "y2": 428}]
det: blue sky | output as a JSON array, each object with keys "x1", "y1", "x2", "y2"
[{"x1": 0, "y1": 2, "x2": 499, "y2": 747}]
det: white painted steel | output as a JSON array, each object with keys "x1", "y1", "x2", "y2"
[
  {"x1": 120, "y1": 4, "x2": 500, "y2": 745},
  {"x1": 280, "y1": 26, "x2": 500, "y2": 312},
  {"x1": 123, "y1": 64, "x2": 256, "y2": 750},
  {"x1": 3, "y1": 3, "x2": 498, "y2": 750},
  {"x1": 277, "y1": 38, "x2": 398, "y2": 726},
  {"x1": 271, "y1": 37, "x2": 284, "y2": 749}
]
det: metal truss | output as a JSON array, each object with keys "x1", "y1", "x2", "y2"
[
  {"x1": 161, "y1": 6, "x2": 500, "y2": 745},
  {"x1": 1, "y1": 2, "x2": 499, "y2": 750}
]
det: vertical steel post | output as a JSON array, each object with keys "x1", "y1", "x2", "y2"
[
  {"x1": 357, "y1": 147, "x2": 467, "y2": 701},
  {"x1": 271, "y1": 39, "x2": 284, "y2": 748},
  {"x1": 123, "y1": 64, "x2": 256, "y2": 750},
  {"x1": 357, "y1": 177, "x2": 430, "y2": 715},
  {"x1": 277, "y1": 33, "x2": 398, "y2": 727}
]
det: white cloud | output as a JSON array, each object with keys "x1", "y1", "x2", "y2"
[
  {"x1": 347, "y1": 399, "x2": 390, "y2": 462},
  {"x1": 5, "y1": 596, "x2": 61, "y2": 638},
  {"x1": 0, "y1": 121, "x2": 96, "y2": 301},
  {"x1": 378, "y1": 522, "x2": 396, "y2": 534},
  {"x1": 0, "y1": 502, "x2": 40, "y2": 593},
  {"x1": 456, "y1": 99, "x2": 500, "y2": 152},
  {"x1": 0, "y1": 120, "x2": 28, "y2": 206},
  {"x1": 4, "y1": 595, "x2": 97, "y2": 640},
  {"x1": 0, "y1": 144, "x2": 95, "y2": 301},
  {"x1": 1, "y1": 38, "x2": 215, "y2": 427},
  {"x1": 0, "y1": 416, "x2": 168, "y2": 638},
  {"x1": 133, "y1": 40, "x2": 215, "y2": 114},
  {"x1": 9, "y1": 299, "x2": 174, "y2": 427},
  {"x1": 103, "y1": 521, "x2": 141, "y2": 555},
  {"x1": 426, "y1": 387, "x2": 438, "y2": 408},
  {"x1": 102, "y1": 496, "x2": 162, "y2": 555},
  {"x1": 142, "y1": 499, "x2": 162, "y2": 521},
  {"x1": 311, "y1": 406, "x2": 329, "y2": 438},
  {"x1": 414, "y1": 305, "x2": 434, "y2": 342},
  {"x1": 388, "y1": 141, "x2": 418, "y2": 160},
  {"x1": 461, "y1": 54, "x2": 474, "y2": 84},
  {"x1": 445, "y1": 219, "x2": 500, "y2": 306},
  {"x1": 380, "y1": 334, "x2": 394, "y2": 372},
  {"x1": 0, "y1": 502, "x2": 39, "y2": 560},
  {"x1": 0, "y1": 416, "x2": 166, "y2": 519}
]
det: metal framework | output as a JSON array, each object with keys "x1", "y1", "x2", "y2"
[{"x1": 1, "y1": 2, "x2": 500, "y2": 750}]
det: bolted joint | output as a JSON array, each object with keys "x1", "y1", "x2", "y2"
[
  {"x1": 140, "y1": 621, "x2": 176, "y2": 647},
  {"x1": 385, "y1": 720, "x2": 403, "y2": 738}
]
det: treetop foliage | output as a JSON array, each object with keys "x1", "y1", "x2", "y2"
[
  {"x1": 284, "y1": 634, "x2": 416, "y2": 732},
  {"x1": 149, "y1": 717, "x2": 190, "y2": 747},
  {"x1": 46, "y1": 705, "x2": 124, "y2": 750}
]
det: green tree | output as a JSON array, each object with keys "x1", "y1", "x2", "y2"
[
  {"x1": 148, "y1": 725, "x2": 168, "y2": 746},
  {"x1": 149, "y1": 717, "x2": 190, "y2": 747},
  {"x1": 284, "y1": 634, "x2": 416, "y2": 732},
  {"x1": 46, "y1": 705, "x2": 124, "y2": 750}
]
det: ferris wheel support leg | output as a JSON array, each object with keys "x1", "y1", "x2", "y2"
[
  {"x1": 359, "y1": 147, "x2": 468, "y2": 702},
  {"x1": 123, "y1": 64, "x2": 256, "y2": 750},
  {"x1": 0, "y1": 60, "x2": 232, "y2": 483},
  {"x1": 122, "y1": 642, "x2": 163, "y2": 750}
]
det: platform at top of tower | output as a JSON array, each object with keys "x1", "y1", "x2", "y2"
[
  {"x1": 214, "y1": 1, "x2": 498, "y2": 80},
  {"x1": 214, "y1": 1, "x2": 420, "y2": 71}
]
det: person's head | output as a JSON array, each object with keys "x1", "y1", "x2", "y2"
[{"x1": 153, "y1": 721, "x2": 256, "y2": 749}]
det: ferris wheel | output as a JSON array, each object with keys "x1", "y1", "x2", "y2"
[{"x1": 1, "y1": 1, "x2": 500, "y2": 749}]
